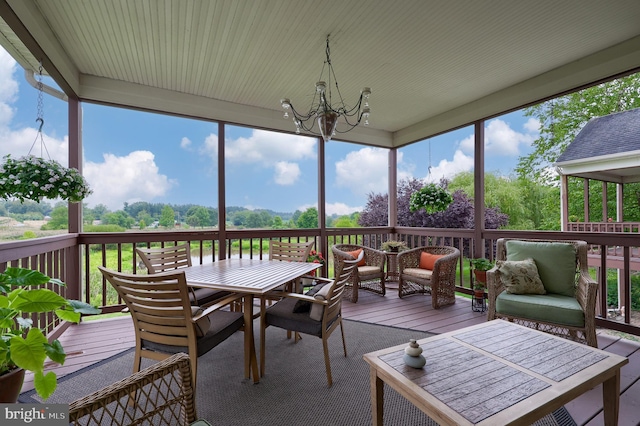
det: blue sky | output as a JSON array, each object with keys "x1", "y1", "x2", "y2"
[{"x1": 0, "y1": 47, "x2": 537, "y2": 215}]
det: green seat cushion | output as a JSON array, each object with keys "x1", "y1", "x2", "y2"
[
  {"x1": 496, "y1": 292, "x2": 585, "y2": 327},
  {"x1": 505, "y1": 240, "x2": 577, "y2": 297}
]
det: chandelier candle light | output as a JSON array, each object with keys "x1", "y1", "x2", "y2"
[{"x1": 280, "y1": 36, "x2": 371, "y2": 142}]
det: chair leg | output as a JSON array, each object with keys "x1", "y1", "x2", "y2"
[
  {"x1": 322, "y1": 336, "x2": 333, "y2": 387},
  {"x1": 260, "y1": 299, "x2": 267, "y2": 377},
  {"x1": 431, "y1": 283, "x2": 439, "y2": 309},
  {"x1": 351, "y1": 277, "x2": 359, "y2": 303},
  {"x1": 339, "y1": 319, "x2": 347, "y2": 357},
  {"x1": 128, "y1": 350, "x2": 143, "y2": 407},
  {"x1": 190, "y1": 357, "x2": 198, "y2": 395}
]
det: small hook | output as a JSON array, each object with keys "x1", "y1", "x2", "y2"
[{"x1": 36, "y1": 117, "x2": 44, "y2": 133}]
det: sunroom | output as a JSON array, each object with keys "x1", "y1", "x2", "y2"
[{"x1": 1, "y1": 1, "x2": 640, "y2": 424}]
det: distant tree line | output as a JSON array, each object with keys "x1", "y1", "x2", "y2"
[{"x1": 0, "y1": 200, "x2": 359, "y2": 231}]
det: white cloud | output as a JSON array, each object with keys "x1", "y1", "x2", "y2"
[
  {"x1": 524, "y1": 117, "x2": 540, "y2": 133},
  {"x1": 459, "y1": 118, "x2": 537, "y2": 157},
  {"x1": 199, "y1": 129, "x2": 315, "y2": 182},
  {"x1": 425, "y1": 149, "x2": 474, "y2": 182},
  {"x1": 180, "y1": 137, "x2": 192, "y2": 149},
  {"x1": 296, "y1": 202, "x2": 362, "y2": 216},
  {"x1": 0, "y1": 48, "x2": 18, "y2": 128},
  {"x1": 273, "y1": 161, "x2": 300, "y2": 185},
  {"x1": 326, "y1": 202, "x2": 362, "y2": 216},
  {"x1": 84, "y1": 151, "x2": 176, "y2": 210},
  {"x1": 335, "y1": 147, "x2": 390, "y2": 197},
  {"x1": 224, "y1": 129, "x2": 316, "y2": 165}
]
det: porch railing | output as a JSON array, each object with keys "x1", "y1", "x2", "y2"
[{"x1": 2, "y1": 227, "x2": 639, "y2": 338}]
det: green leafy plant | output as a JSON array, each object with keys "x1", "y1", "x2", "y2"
[
  {"x1": 0, "y1": 267, "x2": 101, "y2": 400},
  {"x1": 380, "y1": 240, "x2": 409, "y2": 252},
  {"x1": 470, "y1": 258, "x2": 493, "y2": 271},
  {"x1": 409, "y1": 183, "x2": 453, "y2": 214},
  {"x1": 0, "y1": 155, "x2": 92, "y2": 203}
]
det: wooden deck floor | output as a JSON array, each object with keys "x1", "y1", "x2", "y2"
[{"x1": 24, "y1": 285, "x2": 640, "y2": 426}]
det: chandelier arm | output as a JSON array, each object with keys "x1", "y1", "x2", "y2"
[{"x1": 336, "y1": 115, "x2": 363, "y2": 131}]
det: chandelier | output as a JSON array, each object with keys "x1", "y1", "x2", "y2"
[{"x1": 280, "y1": 36, "x2": 371, "y2": 142}]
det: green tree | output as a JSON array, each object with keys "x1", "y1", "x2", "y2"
[
  {"x1": 207, "y1": 207, "x2": 219, "y2": 227},
  {"x1": 246, "y1": 212, "x2": 263, "y2": 228},
  {"x1": 259, "y1": 210, "x2": 273, "y2": 228},
  {"x1": 159, "y1": 206, "x2": 175, "y2": 228},
  {"x1": 137, "y1": 210, "x2": 153, "y2": 228},
  {"x1": 103, "y1": 210, "x2": 135, "y2": 228},
  {"x1": 296, "y1": 207, "x2": 318, "y2": 228},
  {"x1": 272, "y1": 216, "x2": 284, "y2": 229},
  {"x1": 41, "y1": 205, "x2": 68, "y2": 230},
  {"x1": 333, "y1": 215, "x2": 357, "y2": 227},
  {"x1": 89, "y1": 204, "x2": 109, "y2": 220},
  {"x1": 186, "y1": 206, "x2": 211, "y2": 228}
]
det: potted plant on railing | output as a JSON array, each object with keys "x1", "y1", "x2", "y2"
[
  {"x1": 470, "y1": 257, "x2": 493, "y2": 285},
  {"x1": 0, "y1": 267, "x2": 101, "y2": 402},
  {"x1": 380, "y1": 240, "x2": 409, "y2": 253},
  {"x1": 306, "y1": 250, "x2": 326, "y2": 277}
]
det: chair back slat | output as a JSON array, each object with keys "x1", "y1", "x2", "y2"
[
  {"x1": 269, "y1": 240, "x2": 315, "y2": 262},
  {"x1": 136, "y1": 244, "x2": 192, "y2": 273}
]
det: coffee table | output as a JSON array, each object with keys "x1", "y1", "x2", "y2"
[{"x1": 364, "y1": 320, "x2": 628, "y2": 425}]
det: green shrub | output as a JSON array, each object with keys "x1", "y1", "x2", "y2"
[
  {"x1": 21, "y1": 230, "x2": 37, "y2": 239},
  {"x1": 84, "y1": 224, "x2": 126, "y2": 232},
  {"x1": 606, "y1": 271, "x2": 640, "y2": 310}
]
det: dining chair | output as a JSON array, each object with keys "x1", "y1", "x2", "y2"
[
  {"x1": 69, "y1": 353, "x2": 210, "y2": 426},
  {"x1": 487, "y1": 238, "x2": 599, "y2": 347},
  {"x1": 332, "y1": 243, "x2": 386, "y2": 303},
  {"x1": 98, "y1": 266, "x2": 245, "y2": 391},
  {"x1": 136, "y1": 243, "x2": 230, "y2": 306},
  {"x1": 397, "y1": 246, "x2": 460, "y2": 308},
  {"x1": 264, "y1": 239, "x2": 316, "y2": 296},
  {"x1": 259, "y1": 247, "x2": 362, "y2": 386}
]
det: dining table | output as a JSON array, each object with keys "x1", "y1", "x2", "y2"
[{"x1": 183, "y1": 258, "x2": 322, "y2": 383}]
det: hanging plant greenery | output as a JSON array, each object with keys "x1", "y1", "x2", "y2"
[
  {"x1": 409, "y1": 183, "x2": 453, "y2": 214},
  {"x1": 0, "y1": 155, "x2": 92, "y2": 203}
]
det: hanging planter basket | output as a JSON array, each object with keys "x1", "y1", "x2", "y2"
[
  {"x1": 409, "y1": 183, "x2": 453, "y2": 214},
  {"x1": 0, "y1": 154, "x2": 92, "y2": 203}
]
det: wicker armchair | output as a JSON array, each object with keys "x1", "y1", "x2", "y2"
[
  {"x1": 487, "y1": 238, "x2": 598, "y2": 347},
  {"x1": 69, "y1": 353, "x2": 210, "y2": 426},
  {"x1": 397, "y1": 246, "x2": 460, "y2": 308},
  {"x1": 332, "y1": 244, "x2": 386, "y2": 303}
]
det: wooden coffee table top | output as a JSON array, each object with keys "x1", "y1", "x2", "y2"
[{"x1": 364, "y1": 320, "x2": 628, "y2": 425}]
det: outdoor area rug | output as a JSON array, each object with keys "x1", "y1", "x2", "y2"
[{"x1": 20, "y1": 320, "x2": 576, "y2": 425}]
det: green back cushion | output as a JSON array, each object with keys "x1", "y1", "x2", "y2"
[{"x1": 505, "y1": 240, "x2": 576, "y2": 297}]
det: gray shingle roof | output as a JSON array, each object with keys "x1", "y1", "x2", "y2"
[{"x1": 556, "y1": 108, "x2": 640, "y2": 163}]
